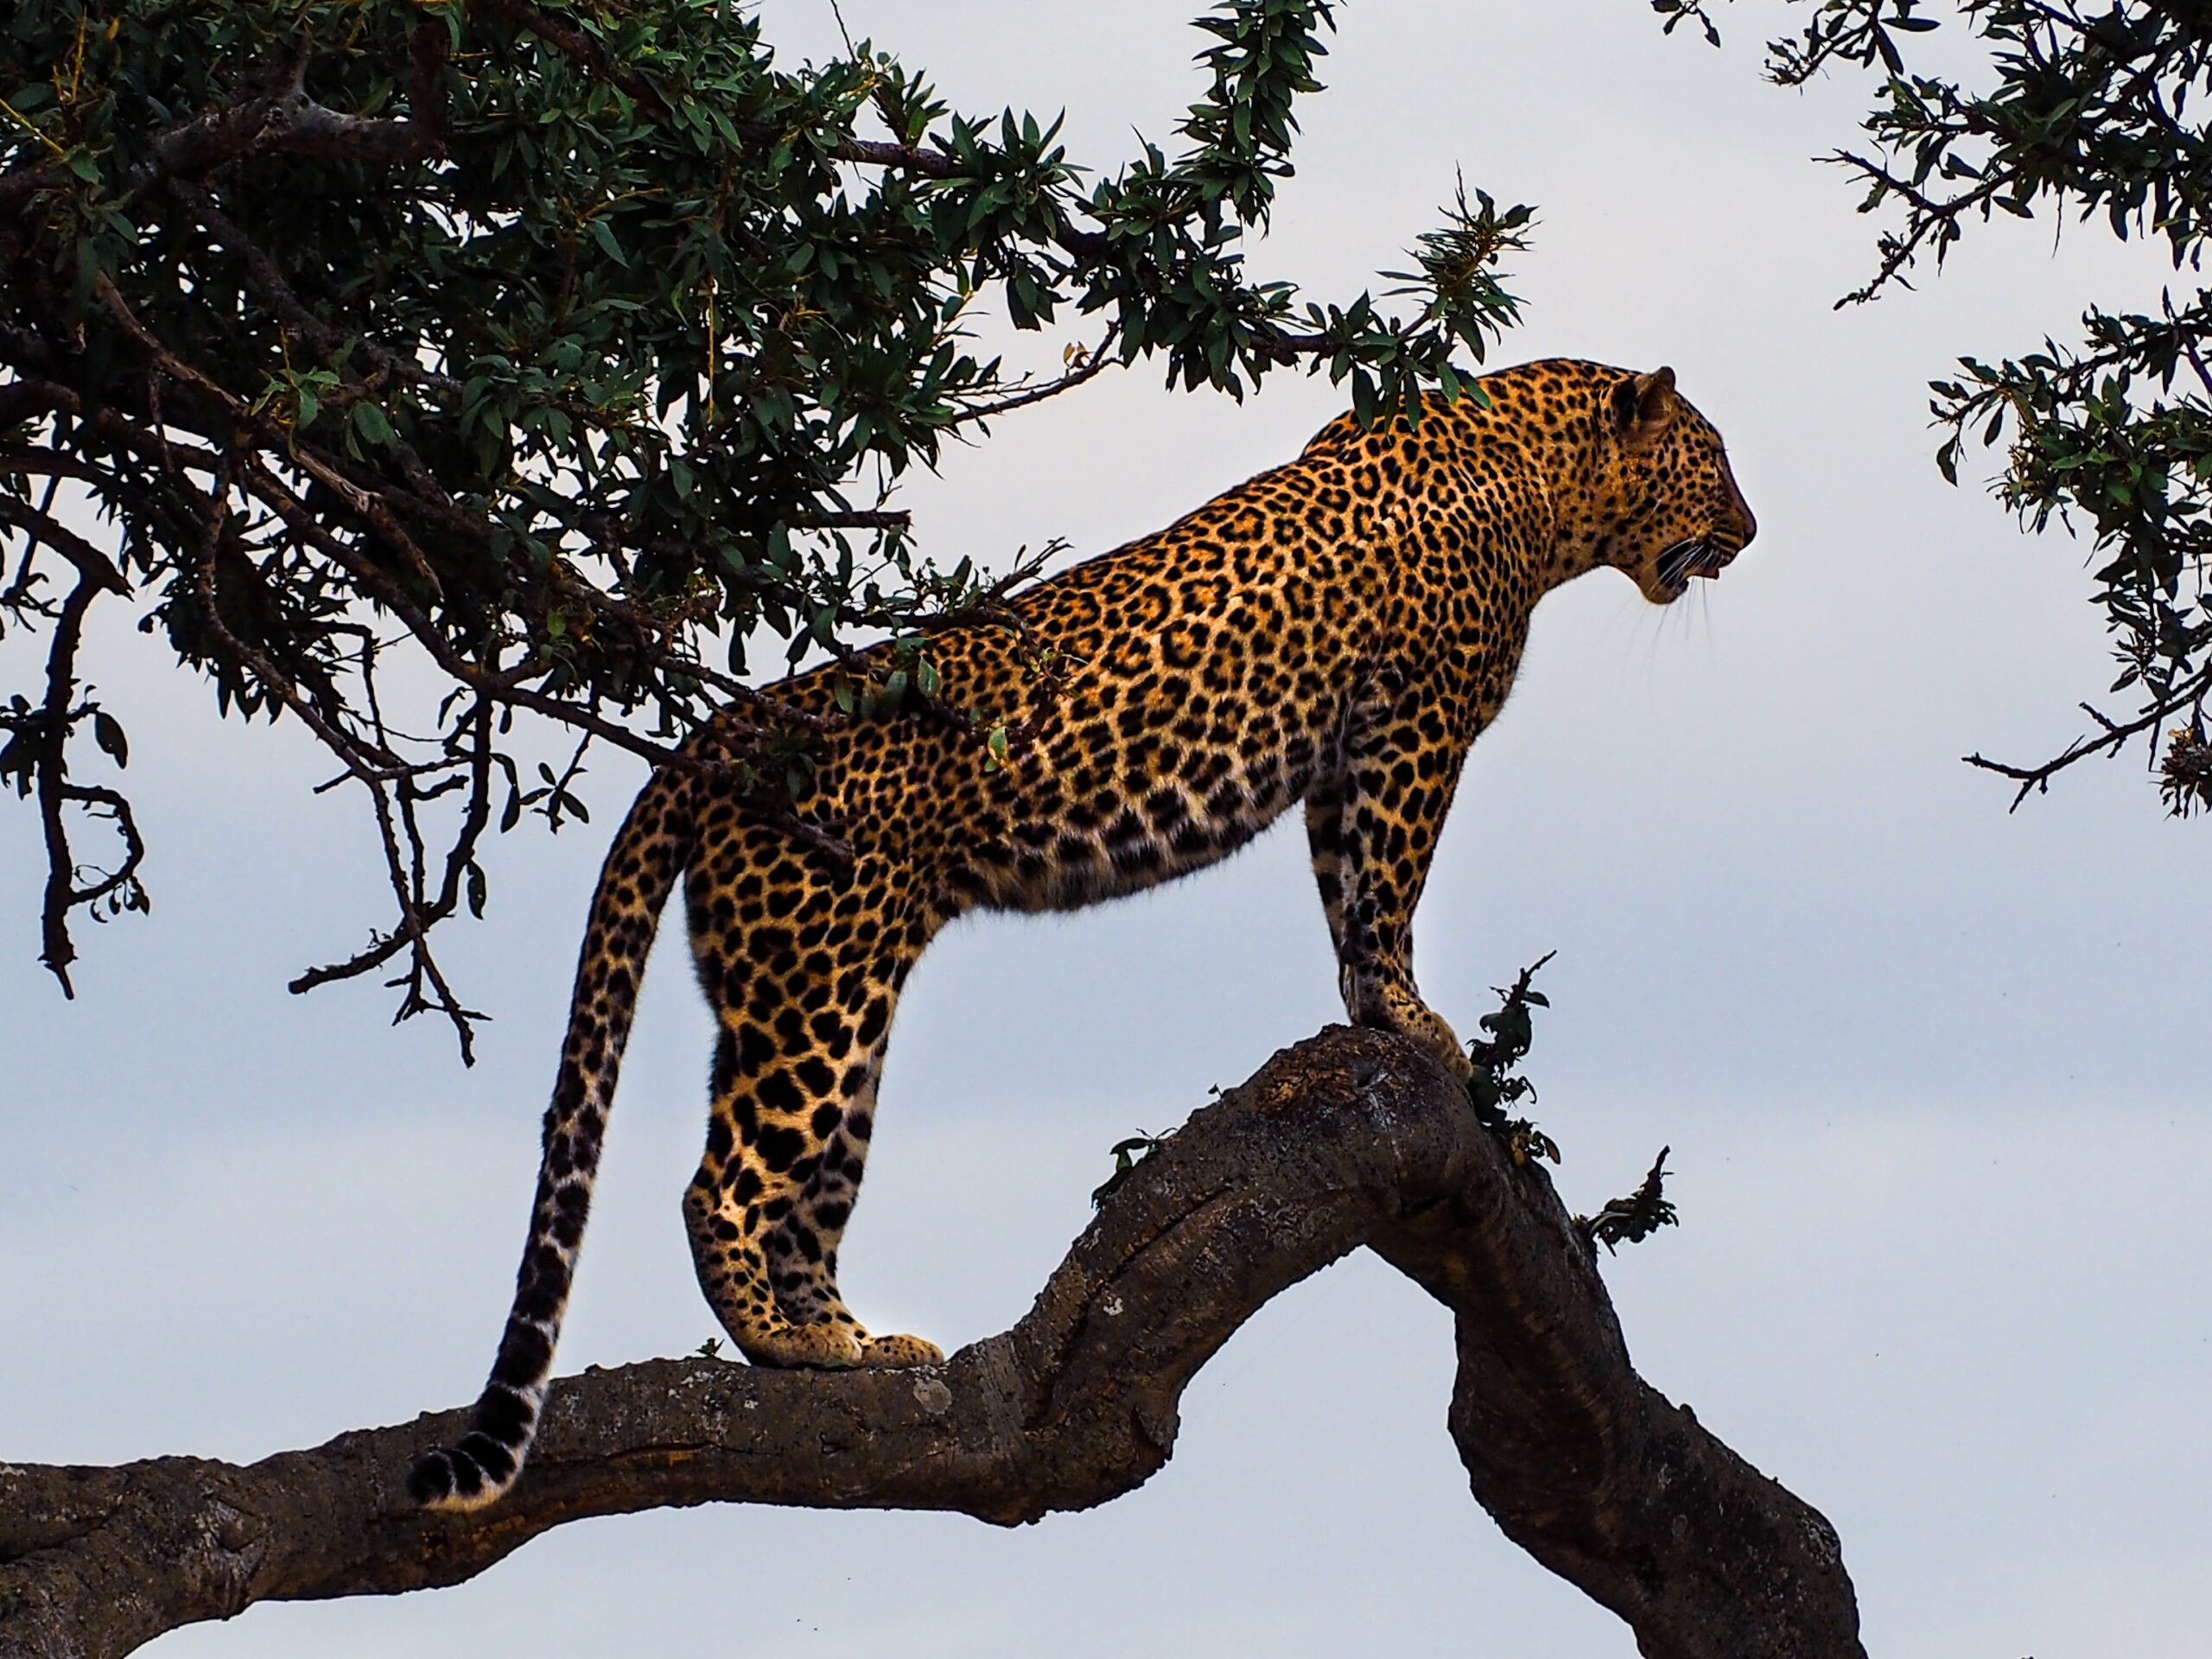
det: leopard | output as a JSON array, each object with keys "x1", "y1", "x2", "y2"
[{"x1": 409, "y1": 357, "x2": 1758, "y2": 1510}]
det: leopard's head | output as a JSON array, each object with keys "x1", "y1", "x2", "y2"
[{"x1": 1585, "y1": 366, "x2": 1758, "y2": 604}]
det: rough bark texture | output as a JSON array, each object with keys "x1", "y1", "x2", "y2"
[{"x1": 0, "y1": 1027, "x2": 1864, "y2": 1659}]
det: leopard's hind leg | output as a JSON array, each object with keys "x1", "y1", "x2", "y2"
[{"x1": 683, "y1": 836, "x2": 942, "y2": 1369}]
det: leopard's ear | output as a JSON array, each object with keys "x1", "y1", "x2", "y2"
[{"x1": 1610, "y1": 366, "x2": 1677, "y2": 444}]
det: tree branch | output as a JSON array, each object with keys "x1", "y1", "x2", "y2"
[
  {"x1": 181, "y1": 465, "x2": 486, "y2": 1057},
  {"x1": 0, "y1": 492, "x2": 132, "y2": 600},
  {"x1": 783, "y1": 508, "x2": 912, "y2": 531},
  {"x1": 1964, "y1": 662, "x2": 2212, "y2": 810},
  {"x1": 119, "y1": 23, "x2": 448, "y2": 198},
  {"x1": 0, "y1": 1027, "x2": 1863, "y2": 1659},
  {"x1": 34, "y1": 569, "x2": 99, "y2": 995},
  {"x1": 948, "y1": 328, "x2": 1122, "y2": 425}
]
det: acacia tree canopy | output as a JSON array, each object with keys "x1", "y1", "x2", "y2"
[
  {"x1": 0, "y1": 0, "x2": 1531, "y2": 1049},
  {"x1": 12, "y1": 0, "x2": 2203, "y2": 1051}
]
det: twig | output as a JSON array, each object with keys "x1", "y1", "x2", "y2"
[
  {"x1": 785, "y1": 509, "x2": 912, "y2": 530},
  {"x1": 186, "y1": 461, "x2": 485, "y2": 1056},
  {"x1": 1963, "y1": 667, "x2": 2212, "y2": 809},
  {"x1": 949, "y1": 328, "x2": 1122, "y2": 425},
  {"x1": 35, "y1": 570, "x2": 99, "y2": 995}
]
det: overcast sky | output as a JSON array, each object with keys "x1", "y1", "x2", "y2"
[{"x1": 5, "y1": 2, "x2": 2209, "y2": 1655}]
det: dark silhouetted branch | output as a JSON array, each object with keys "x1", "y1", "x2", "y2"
[
  {"x1": 1965, "y1": 666, "x2": 2212, "y2": 810},
  {"x1": 784, "y1": 508, "x2": 912, "y2": 531},
  {"x1": 949, "y1": 329, "x2": 1122, "y2": 425},
  {"x1": 0, "y1": 1027, "x2": 1863, "y2": 1659}
]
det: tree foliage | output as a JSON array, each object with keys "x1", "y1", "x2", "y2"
[
  {"x1": 0, "y1": 0, "x2": 1530, "y2": 1048},
  {"x1": 1664, "y1": 0, "x2": 2212, "y2": 815}
]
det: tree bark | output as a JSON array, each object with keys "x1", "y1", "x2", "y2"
[{"x1": 0, "y1": 1027, "x2": 1864, "y2": 1659}]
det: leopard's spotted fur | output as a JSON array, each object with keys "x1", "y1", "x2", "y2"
[{"x1": 410, "y1": 359, "x2": 1757, "y2": 1509}]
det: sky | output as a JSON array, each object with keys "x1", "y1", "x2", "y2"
[{"x1": 4, "y1": 2, "x2": 2209, "y2": 1656}]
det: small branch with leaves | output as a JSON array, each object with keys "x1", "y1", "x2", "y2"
[
  {"x1": 1463, "y1": 950, "x2": 1563, "y2": 1167},
  {"x1": 1576, "y1": 1147, "x2": 1681, "y2": 1256},
  {"x1": 1964, "y1": 664, "x2": 2212, "y2": 814}
]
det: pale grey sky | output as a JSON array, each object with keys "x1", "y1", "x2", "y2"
[{"x1": 4, "y1": 3, "x2": 2209, "y2": 1656}]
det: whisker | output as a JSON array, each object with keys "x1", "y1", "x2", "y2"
[{"x1": 1656, "y1": 537, "x2": 1706, "y2": 591}]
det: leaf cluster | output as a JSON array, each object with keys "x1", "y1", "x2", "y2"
[
  {"x1": 1662, "y1": 0, "x2": 2212, "y2": 809},
  {"x1": 1090, "y1": 1129, "x2": 1175, "y2": 1209},
  {"x1": 1931, "y1": 297, "x2": 2212, "y2": 803},
  {"x1": 1574, "y1": 1146, "x2": 1679, "y2": 1257},
  {"x1": 1464, "y1": 950, "x2": 1561, "y2": 1168}
]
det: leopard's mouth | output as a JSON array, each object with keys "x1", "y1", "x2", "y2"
[{"x1": 1656, "y1": 533, "x2": 1743, "y2": 594}]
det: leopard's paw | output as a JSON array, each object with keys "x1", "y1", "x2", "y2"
[
  {"x1": 1397, "y1": 1002, "x2": 1471, "y2": 1081},
  {"x1": 858, "y1": 1332, "x2": 944, "y2": 1368},
  {"x1": 740, "y1": 1323, "x2": 866, "y2": 1370}
]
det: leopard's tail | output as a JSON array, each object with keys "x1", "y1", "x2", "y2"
[{"x1": 409, "y1": 766, "x2": 697, "y2": 1510}]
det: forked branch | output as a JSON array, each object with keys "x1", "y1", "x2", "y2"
[
  {"x1": 1965, "y1": 662, "x2": 2212, "y2": 811},
  {"x1": 0, "y1": 1027, "x2": 1863, "y2": 1659}
]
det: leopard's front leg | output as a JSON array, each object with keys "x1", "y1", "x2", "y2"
[
  {"x1": 1313, "y1": 680, "x2": 1473, "y2": 1081},
  {"x1": 1303, "y1": 776, "x2": 1351, "y2": 958}
]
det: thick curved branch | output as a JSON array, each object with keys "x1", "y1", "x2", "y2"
[
  {"x1": 0, "y1": 493, "x2": 130, "y2": 600},
  {"x1": 0, "y1": 1027, "x2": 1864, "y2": 1659}
]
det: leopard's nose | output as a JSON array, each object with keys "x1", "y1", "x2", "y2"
[{"x1": 1729, "y1": 481, "x2": 1758, "y2": 549}]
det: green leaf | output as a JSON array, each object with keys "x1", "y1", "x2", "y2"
[
  {"x1": 585, "y1": 215, "x2": 630, "y2": 267},
  {"x1": 92, "y1": 712, "x2": 128, "y2": 768},
  {"x1": 352, "y1": 402, "x2": 395, "y2": 447}
]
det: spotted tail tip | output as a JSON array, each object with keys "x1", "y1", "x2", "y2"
[{"x1": 407, "y1": 1432, "x2": 521, "y2": 1512}]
